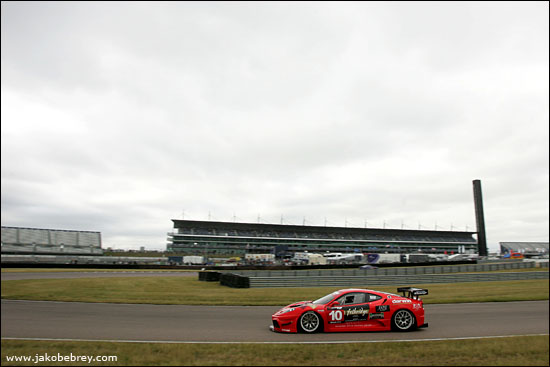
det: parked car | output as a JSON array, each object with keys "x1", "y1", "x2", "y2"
[
  {"x1": 359, "y1": 264, "x2": 378, "y2": 270},
  {"x1": 270, "y1": 287, "x2": 428, "y2": 333}
]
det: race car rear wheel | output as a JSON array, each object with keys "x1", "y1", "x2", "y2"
[
  {"x1": 299, "y1": 311, "x2": 321, "y2": 333},
  {"x1": 391, "y1": 309, "x2": 416, "y2": 331}
]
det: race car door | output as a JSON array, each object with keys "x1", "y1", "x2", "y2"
[
  {"x1": 325, "y1": 292, "x2": 370, "y2": 332},
  {"x1": 363, "y1": 292, "x2": 392, "y2": 330}
]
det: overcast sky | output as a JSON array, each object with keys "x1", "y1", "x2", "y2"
[{"x1": 2, "y1": 2, "x2": 548, "y2": 252}]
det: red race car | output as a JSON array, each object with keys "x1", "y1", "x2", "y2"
[{"x1": 270, "y1": 287, "x2": 428, "y2": 333}]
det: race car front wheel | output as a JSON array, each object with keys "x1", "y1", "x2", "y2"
[
  {"x1": 299, "y1": 311, "x2": 321, "y2": 333},
  {"x1": 391, "y1": 309, "x2": 416, "y2": 331}
]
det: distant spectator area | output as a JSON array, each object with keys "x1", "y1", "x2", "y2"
[
  {"x1": 167, "y1": 219, "x2": 478, "y2": 256},
  {"x1": 500, "y1": 242, "x2": 549, "y2": 256},
  {"x1": 1, "y1": 226, "x2": 103, "y2": 255}
]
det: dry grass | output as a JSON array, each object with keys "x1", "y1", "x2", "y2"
[{"x1": 2, "y1": 336, "x2": 548, "y2": 366}]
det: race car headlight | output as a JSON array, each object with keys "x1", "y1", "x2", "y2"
[{"x1": 277, "y1": 308, "x2": 296, "y2": 315}]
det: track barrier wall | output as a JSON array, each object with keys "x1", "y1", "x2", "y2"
[{"x1": 206, "y1": 261, "x2": 549, "y2": 288}]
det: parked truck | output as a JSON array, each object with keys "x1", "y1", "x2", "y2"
[
  {"x1": 366, "y1": 253, "x2": 401, "y2": 264},
  {"x1": 182, "y1": 256, "x2": 207, "y2": 265},
  {"x1": 294, "y1": 252, "x2": 327, "y2": 265},
  {"x1": 245, "y1": 253, "x2": 275, "y2": 263},
  {"x1": 324, "y1": 253, "x2": 364, "y2": 264}
]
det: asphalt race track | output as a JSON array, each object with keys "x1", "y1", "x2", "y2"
[{"x1": 2, "y1": 300, "x2": 548, "y2": 343}]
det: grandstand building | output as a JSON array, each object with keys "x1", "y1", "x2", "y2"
[
  {"x1": 167, "y1": 220, "x2": 478, "y2": 256},
  {"x1": 1, "y1": 226, "x2": 103, "y2": 256},
  {"x1": 499, "y1": 242, "x2": 549, "y2": 257}
]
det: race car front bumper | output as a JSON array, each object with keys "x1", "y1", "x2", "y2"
[{"x1": 271, "y1": 315, "x2": 298, "y2": 333}]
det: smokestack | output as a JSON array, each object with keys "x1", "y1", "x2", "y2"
[{"x1": 473, "y1": 179, "x2": 488, "y2": 256}]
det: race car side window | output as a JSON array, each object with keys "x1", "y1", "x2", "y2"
[
  {"x1": 335, "y1": 292, "x2": 366, "y2": 305},
  {"x1": 365, "y1": 293, "x2": 382, "y2": 302}
]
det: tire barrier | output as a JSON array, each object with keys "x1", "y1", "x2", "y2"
[
  {"x1": 198, "y1": 271, "x2": 221, "y2": 282},
  {"x1": 219, "y1": 273, "x2": 250, "y2": 288}
]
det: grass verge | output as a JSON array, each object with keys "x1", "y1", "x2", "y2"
[
  {"x1": 2, "y1": 335, "x2": 549, "y2": 366},
  {"x1": 1, "y1": 277, "x2": 548, "y2": 305}
]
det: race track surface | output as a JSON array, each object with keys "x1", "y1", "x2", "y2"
[{"x1": 2, "y1": 300, "x2": 548, "y2": 343}]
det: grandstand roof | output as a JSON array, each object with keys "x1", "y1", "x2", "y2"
[
  {"x1": 171, "y1": 219, "x2": 476, "y2": 239},
  {"x1": 1, "y1": 226, "x2": 102, "y2": 256},
  {"x1": 1, "y1": 226, "x2": 101, "y2": 234}
]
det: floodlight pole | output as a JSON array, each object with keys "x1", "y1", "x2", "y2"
[{"x1": 473, "y1": 179, "x2": 489, "y2": 257}]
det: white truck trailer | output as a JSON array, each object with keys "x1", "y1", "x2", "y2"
[{"x1": 182, "y1": 256, "x2": 206, "y2": 265}]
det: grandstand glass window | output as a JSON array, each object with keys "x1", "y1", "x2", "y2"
[{"x1": 167, "y1": 220, "x2": 478, "y2": 256}]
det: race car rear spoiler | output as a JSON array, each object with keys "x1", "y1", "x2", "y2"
[{"x1": 397, "y1": 287, "x2": 429, "y2": 299}]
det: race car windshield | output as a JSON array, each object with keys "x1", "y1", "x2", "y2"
[{"x1": 312, "y1": 291, "x2": 341, "y2": 305}]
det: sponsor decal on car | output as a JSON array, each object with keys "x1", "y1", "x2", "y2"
[
  {"x1": 369, "y1": 312, "x2": 385, "y2": 320},
  {"x1": 328, "y1": 306, "x2": 369, "y2": 323},
  {"x1": 392, "y1": 299, "x2": 412, "y2": 304},
  {"x1": 375, "y1": 305, "x2": 390, "y2": 312},
  {"x1": 345, "y1": 308, "x2": 369, "y2": 317}
]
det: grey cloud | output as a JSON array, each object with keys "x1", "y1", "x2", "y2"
[{"x1": 2, "y1": 2, "x2": 548, "y2": 251}]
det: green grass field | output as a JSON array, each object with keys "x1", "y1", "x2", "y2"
[
  {"x1": 1, "y1": 276, "x2": 548, "y2": 305},
  {"x1": 0, "y1": 268, "x2": 196, "y2": 273}
]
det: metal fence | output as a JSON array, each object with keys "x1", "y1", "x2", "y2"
[
  {"x1": 228, "y1": 261, "x2": 549, "y2": 288},
  {"x1": 232, "y1": 261, "x2": 547, "y2": 277},
  {"x1": 248, "y1": 271, "x2": 549, "y2": 288}
]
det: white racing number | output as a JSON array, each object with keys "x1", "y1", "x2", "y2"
[{"x1": 329, "y1": 310, "x2": 343, "y2": 322}]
